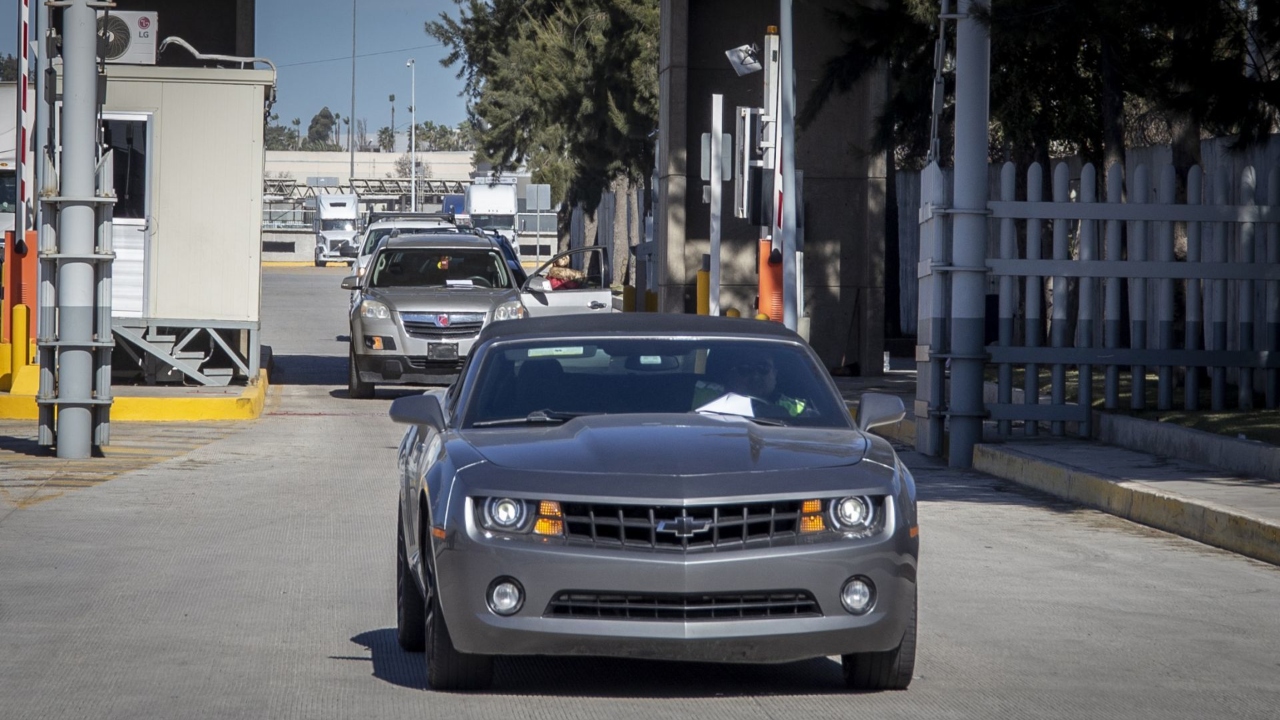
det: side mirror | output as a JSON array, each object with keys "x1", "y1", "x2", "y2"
[
  {"x1": 855, "y1": 392, "x2": 905, "y2": 432},
  {"x1": 389, "y1": 393, "x2": 446, "y2": 430},
  {"x1": 525, "y1": 275, "x2": 553, "y2": 294},
  {"x1": 341, "y1": 276, "x2": 359, "y2": 290}
]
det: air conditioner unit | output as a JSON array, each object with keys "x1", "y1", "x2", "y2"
[{"x1": 96, "y1": 11, "x2": 158, "y2": 65}]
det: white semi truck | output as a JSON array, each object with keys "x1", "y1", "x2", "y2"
[
  {"x1": 466, "y1": 181, "x2": 520, "y2": 259},
  {"x1": 313, "y1": 193, "x2": 361, "y2": 266}
]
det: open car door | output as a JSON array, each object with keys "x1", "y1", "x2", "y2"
[{"x1": 521, "y1": 247, "x2": 613, "y2": 317}]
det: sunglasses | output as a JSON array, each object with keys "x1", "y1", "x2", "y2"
[{"x1": 730, "y1": 361, "x2": 774, "y2": 376}]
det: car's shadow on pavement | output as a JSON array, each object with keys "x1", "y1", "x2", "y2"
[{"x1": 352, "y1": 628, "x2": 848, "y2": 697}]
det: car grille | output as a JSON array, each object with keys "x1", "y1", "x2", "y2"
[
  {"x1": 545, "y1": 590, "x2": 821, "y2": 621},
  {"x1": 560, "y1": 501, "x2": 804, "y2": 551},
  {"x1": 400, "y1": 313, "x2": 485, "y2": 340}
]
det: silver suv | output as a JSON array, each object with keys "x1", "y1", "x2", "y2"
[{"x1": 341, "y1": 234, "x2": 527, "y2": 398}]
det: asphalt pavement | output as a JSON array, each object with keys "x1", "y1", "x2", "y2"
[{"x1": 1, "y1": 266, "x2": 1278, "y2": 718}]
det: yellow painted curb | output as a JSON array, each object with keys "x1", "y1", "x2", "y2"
[
  {"x1": 973, "y1": 444, "x2": 1280, "y2": 567},
  {"x1": 0, "y1": 369, "x2": 268, "y2": 422}
]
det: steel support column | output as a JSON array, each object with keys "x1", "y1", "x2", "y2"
[{"x1": 947, "y1": 0, "x2": 990, "y2": 468}]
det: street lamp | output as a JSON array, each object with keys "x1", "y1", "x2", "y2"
[{"x1": 407, "y1": 58, "x2": 416, "y2": 212}]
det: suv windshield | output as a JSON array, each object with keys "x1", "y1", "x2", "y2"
[
  {"x1": 369, "y1": 248, "x2": 512, "y2": 289},
  {"x1": 361, "y1": 225, "x2": 456, "y2": 256},
  {"x1": 464, "y1": 338, "x2": 850, "y2": 428}
]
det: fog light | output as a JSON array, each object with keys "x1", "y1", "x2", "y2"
[
  {"x1": 487, "y1": 578, "x2": 524, "y2": 616},
  {"x1": 840, "y1": 576, "x2": 875, "y2": 615}
]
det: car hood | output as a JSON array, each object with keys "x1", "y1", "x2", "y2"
[
  {"x1": 370, "y1": 287, "x2": 519, "y2": 313},
  {"x1": 459, "y1": 413, "x2": 869, "y2": 477}
]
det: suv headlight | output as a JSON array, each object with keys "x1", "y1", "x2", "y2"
[
  {"x1": 492, "y1": 300, "x2": 527, "y2": 322},
  {"x1": 360, "y1": 299, "x2": 391, "y2": 320}
]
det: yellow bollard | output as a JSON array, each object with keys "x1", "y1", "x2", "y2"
[
  {"x1": 724, "y1": 307, "x2": 740, "y2": 318},
  {"x1": 11, "y1": 304, "x2": 30, "y2": 376},
  {"x1": 696, "y1": 269, "x2": 710, "y2": 315},
  {"x1": 622, "y1": 285, "x2": 636, "y2": 312}
]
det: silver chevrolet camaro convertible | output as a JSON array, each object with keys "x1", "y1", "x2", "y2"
[{"x1": 390, "y1": 313, "x2": 919, "y2": 692}]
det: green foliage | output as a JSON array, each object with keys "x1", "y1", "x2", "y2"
[
  {"x1": 0, "y1": 54, "x2": 16, "y2": 82},
  {"x1": 428, "y1": 0, "x2": 658, "y2": 209},
  {"x1": 377, "y1": 126, "x2": 396, "y2": 153},
  {"x1": 307, "y1": 107, "x2": 337, "y2": 146},
  {"x1": 802, "y1": 0, "x2": 1280, "y2": 169}
]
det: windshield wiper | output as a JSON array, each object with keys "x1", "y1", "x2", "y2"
[{"x1": 472, "y1": 409, "x2": 601, "y2": 427}]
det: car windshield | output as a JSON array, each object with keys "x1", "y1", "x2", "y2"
[
  {"x1": 464, "y1": 338, "x2": 850, "y2": 428},
  {"x1": 469, "y1": 214, "x2": 515, "y2": 229},
  {"x1": 321, "y1": 219, "x2": 355, "y2": 232},
  {"x1": 368, "y1": 247, "x2": 512, "y2": 289}
]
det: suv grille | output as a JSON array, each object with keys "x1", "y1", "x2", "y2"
[
  {"x1": 545, "y1": 590, "x2": 821, "y2": 620},
  {"x1": 401, "y1": 312, "x2": 485, "y2": 340},
  {"x1": 560, "y1": 501, "x2": 803, "y2": 551}
]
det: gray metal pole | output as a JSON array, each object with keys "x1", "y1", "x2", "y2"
[
  {"x1": 55, "y1": 0, "x2": 99, "y2": 459},
  {"x1": 779, "y1": 0, "x2": 799, "y2": 331},
  {"x1": 408, "y1": 59, "x2": 416, "y2": 213},
  {"x1": 709, "y1": 94, "x2": 723, "y2": 316},
  {"x1": 947, "y1": 0, "x2": 990, "y2": 468},
  {"x1": 349, "y1": 0, "x2": 357, "y2": 183}
]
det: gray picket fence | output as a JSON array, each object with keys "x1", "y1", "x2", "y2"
[{"x1": 925, "y1": 158, "x2": 1280, "y2": 440}]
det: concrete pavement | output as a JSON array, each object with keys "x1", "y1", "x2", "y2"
[{"x1": 836, "y1": 369, "x2": 1280, "y2": 568}]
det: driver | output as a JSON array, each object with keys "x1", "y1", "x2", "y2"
[{"x1": 692, "y1": 347, "x2": 807, "y2": 417}]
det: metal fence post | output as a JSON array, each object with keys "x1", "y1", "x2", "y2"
[
  {"x1": 1128, "y1": 164, "x2": 1150, "y2": 411},
  {"x1": 1077, "y1": 164, "x2": 1097, "y2": 438},
  {"x1": 997, "y1": 163, "x2": 1016, "y2": 437},
  {"x1": 1156, "y1": 164, "x2": 1176, "y2": 410},
  {"x1": 1024, "y1": 163, "x2": 1043, "y2": 435},
  {"x1": 1104, "y1": 164, "x2": 1123, "y2": 409},
  {"x1": 1185, "y1": 166, "x2": 1203, "y2": 411},
  {"x1": 947, "y1": 0, "x2": 991, "y2": 467},
  {"x1": 1239, "y1": 167, "x2": 1257, "y2": 410}
]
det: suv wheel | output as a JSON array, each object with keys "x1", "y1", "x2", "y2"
[{"x1": 348, "y1": 346, "x2": 374, "y2": 399}]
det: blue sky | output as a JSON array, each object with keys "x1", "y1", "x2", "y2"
[
  {"x1": 257, "y1": 0, "x2": 469, "y2": 137},
  {"x1": 3, "y1": 0, "x2": 471, "y2": 137}
]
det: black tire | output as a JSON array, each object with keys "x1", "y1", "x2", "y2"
[
  {"x1": 396, "y1": 508, "x2": 426, "y2": 652},
  {"x1": 315, "y1": 258, "x2": 325, "y2": 267},
  {"x1": 842, "y1": 594, "x2": 916, "y2": 691},
  {"x1": 424, "y1": 572, "x2": 493, "y2": 691},
  {"x1": 348, "y1": 347, "x2": 374, "y2": 399}
]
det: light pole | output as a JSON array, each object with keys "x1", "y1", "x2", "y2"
[
  {"x1": 349, "y1": 0, "x2": 356, "y2": 183},
  {"x1": 407, "y1": 58, "x2": 416, "y2": 211}
]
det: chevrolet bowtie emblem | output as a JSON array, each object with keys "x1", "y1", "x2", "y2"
[{"x1": 657, "y1": 516, "x2": 711, "y2": 538}]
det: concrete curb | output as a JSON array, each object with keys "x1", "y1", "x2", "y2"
[
  {"x1": 263, "y1": 261, "x2": 326, "y2": 268},
  {"x1": 0, "y1": 369, "x2": 268, "y2": 422},
  {"x1": 1098, "y1": 412, "x2": 1280, "y2": 483},
  {"x1": 972, "y1": 443, "x2": 1280, "y2": 567}
]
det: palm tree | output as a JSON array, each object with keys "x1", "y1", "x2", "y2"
[
  {"x1": 388, "y1": 94, "x2": 396, "y2": 152},
  {"x1": 291, "y1": 118, "x2": 301, "y2": 150}
]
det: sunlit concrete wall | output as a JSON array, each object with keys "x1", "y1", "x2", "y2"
[{"x1": 658, "y1": 0, "x2": 886, "y2": 373}]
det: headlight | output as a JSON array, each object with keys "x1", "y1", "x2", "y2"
[
  {"x1": 491, "y1": 300, "x2": 527, "y2": 322},
  {"x1": 478, "y1": 498, "x2": 564, "y2": 536},
  {"x1": 359, "y1": 299, "x2": 390, "y2": 320},
  {"x1": 829, "y1": 495, "x2": 878, "y2": 535}
]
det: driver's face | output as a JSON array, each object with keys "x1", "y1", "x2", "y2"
[{"x1": 727, "y1": 356, "x2": 776, "y2": 397}]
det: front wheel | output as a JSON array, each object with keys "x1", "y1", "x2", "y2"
[
  {"x1": 841, "y1": 594, "x2": 916, "y2": 691},
  {"x1": 425, "y1": 573, "x2": 494, "y2": 691},
  {"x1": 348, "y1": 347, "x2": 374, "y2": 399},
  {"x1": 396, "y1": 507, "x2": 425, "y2": 652}
]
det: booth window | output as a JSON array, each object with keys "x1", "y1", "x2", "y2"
[{"x1": 102, "y1": 118, "x2": 148, "y2": 220}]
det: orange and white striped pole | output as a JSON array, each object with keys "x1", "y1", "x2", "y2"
[{"x1": 14, "y1": 0, "x2": 31, "y2": 241}]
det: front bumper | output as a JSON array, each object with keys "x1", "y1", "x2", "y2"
[
  {"x1": 431, "y1": 525, "x2": 917, "y2": 663},
  {"x1": 354, "y1": 351, "x2": 465, "y2": 385}
]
